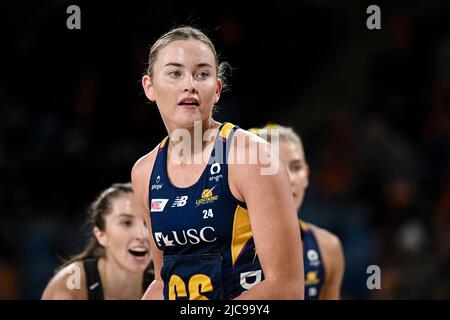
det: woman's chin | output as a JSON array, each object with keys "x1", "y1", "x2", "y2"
[
  {"x1": 173, "y1": 115, "x2": 209, "y2": 129},
  {"x1": 126, "y1": 253, "x2": 151, "y2": 271}
]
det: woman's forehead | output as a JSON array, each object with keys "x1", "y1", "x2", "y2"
[
  {"x1": 156, "y1": 39, "x2": 216, "y2": 67},
  {"x1": 108, "y1": 193, "x2": 135, "y2": 216},
  {"x1": 280, "y1": 140, "x2": 305, "y2": 161}
]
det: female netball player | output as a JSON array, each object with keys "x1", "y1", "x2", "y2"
[
  {"x1": 251, "y1": 124, "x2": 345, "y2": 299},
  {"x1": 41, "y1": 183, "x2": 153, "y2": 300},
  {"x1": 131, "y1": 26, "x2": 304, "y2": 300}
]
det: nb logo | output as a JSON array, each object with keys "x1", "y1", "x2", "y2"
[{"x1": 172, "y1": 196, "x2": 188, "y2": 207}]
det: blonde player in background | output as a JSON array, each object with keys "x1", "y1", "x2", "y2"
[{"x1": 250, "y1": 124, "x2": 345, "y2": 299}]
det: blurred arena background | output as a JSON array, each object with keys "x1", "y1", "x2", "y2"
[{"x1": 0, "y1": 0, "x2": 449, "y2": 299}]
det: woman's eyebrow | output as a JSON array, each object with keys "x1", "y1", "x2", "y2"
[
  {"x1": 164, "y1": 62, "x2": 183, "y2": 68},
  {"x1": 291, "y1": 159, "x2": 304, "y2": 164},
  {"x1": 163, "y1": 62, "x2": 213, "y2": 68},
  {"x1": 196, "y1": 63, "x2": 213, "y2": 69},
  {"x1": 117, "y1": 213, "x2": 135, "y2": 219}
]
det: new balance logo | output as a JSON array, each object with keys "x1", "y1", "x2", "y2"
[{"x1": 171, "y1": 196, "x2": 188, "y2": 207}]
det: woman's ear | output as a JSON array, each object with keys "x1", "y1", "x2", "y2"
[
  {"x1": 214, "y1": 79, "x2": 223, "y2": 104},
  {"x1": 305, "y1": 163, "x2": 310, "y2": 189},
  {"x1": 142, "y1": 75, "x2": 155, "y2": 102},
  {"x1": 93, "y1": 226, "x2": 107, "y2": 247}
]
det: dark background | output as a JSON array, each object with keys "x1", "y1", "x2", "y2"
[{"x1": 1, "y1": 0, "x2": 449, "y2": 299}]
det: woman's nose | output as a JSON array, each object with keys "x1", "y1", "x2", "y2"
[
  {"x1": 287, "y1": 169, "x2": 294, "y2": 183},
  {"x1": 135, "y1": 224, "x2": 148, "y2": 241},
  {"x1": 184, "y1": 75, "x2": 198, "y2": 93}
]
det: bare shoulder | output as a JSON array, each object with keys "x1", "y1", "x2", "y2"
[
  {"x1": 228, "y1": 128, "x2": 278, "y2": 171},
  {"x1": 230, "y1": 128, "x2": 271, "y2": 150},
  {"x1": 131, "y1": 145, "x2": 160, "y2": 208},
  {"x1": 41, "y1": 261, "x2": 87, "y2": 300},
  {"x1": 308, "y1": 223, "x2": 345, "y2": 280},
  {"x1": 308, "y1": 224, "x2": 343, "y2": 257},
  {"x1": 228, "y1": 128, "x2": 284, "y2": 201},
  {"x1": 131, "y1": 145, "x2": 160, "y2": 182},
  {"x1": 308, "y1": 223, "x2": 345, "y2": 299}
]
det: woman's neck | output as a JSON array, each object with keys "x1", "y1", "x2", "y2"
[
  {"x1": 167, "y1": 118, "x2": 221, "y2": 165},
  {"x1": 98, "y1": 256, "x2": 143, "y2": 300}
]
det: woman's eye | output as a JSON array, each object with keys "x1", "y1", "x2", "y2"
[
  {"x1": 121, "y1": 220, "x2": 132, "y2": 227},
  {"x1": 169, "y1": 70, "x2": 182, "y2": 78},
  {"x1": 196, "y1": 71, "x2": 209, "y2": 79}
]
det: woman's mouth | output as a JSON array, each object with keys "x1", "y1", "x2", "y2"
[
  {"x1": 128, "y1": 247, "x2": 149, "y2": 258},
  {"x1": 178, "y1": 97, "x2": 200, "y2": 109}
]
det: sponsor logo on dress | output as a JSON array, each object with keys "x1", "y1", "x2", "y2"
[
  {"x1": 307, "y1": 249, "x2": 321, "y2": 267},
  {"x1": 209, "y1": 163, "x2": 223, "y2": 182},
  {"x1": 195, "y1": 185, "x2": 219, "y2": 207},
  {"x1": 150, "y1": 199, "x2": 169, "y2": 212},
  {"x1": 154, "y1": 226, "x2": 217, "y2": 247},
  {"x1": 151, "y1": 175, "x2": 163, "y2": 191},
  {"x1": 171, "y1": 196, "x2": 188, "y2": 207},
  {"x1": 305, "y1": 271, "x2": 320, "y2": 285},
  {"x1": 240, "y1": 270, "x2": 262, "y2": 290}
]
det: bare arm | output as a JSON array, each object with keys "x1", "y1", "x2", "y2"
[
  {"x1": 41, "y1": 262, "x2": 86, "y2": 300},
  {"x1": 141, "y1": 218, "x2": 164, "y2": 300},
  {"x1": 230, "y1": 132, "x2": 304, "y2": 300},
  {"x1": 313, "y1": 226, "x2": 345, "y2": 300},
  {"x1": 131, "y1": 150, "x2": 164, "y2": 300}
]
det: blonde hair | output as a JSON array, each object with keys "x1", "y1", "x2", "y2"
[{"x1": 249, "y1": 123, "x2": 306, "y2": 161}]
